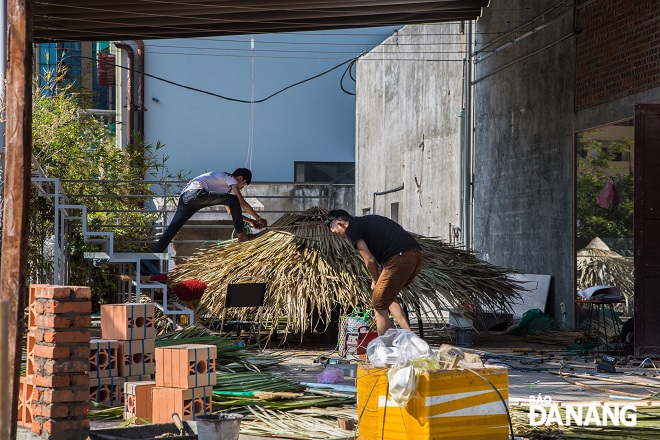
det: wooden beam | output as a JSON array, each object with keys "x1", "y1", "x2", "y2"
[{"x1": 0, "y1": 0, "x2": 33, "y2": 436}]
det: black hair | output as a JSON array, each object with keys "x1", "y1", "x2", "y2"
[
  {"x1": 326, "y1": 209, "x2": 353, "y2": 226},
  {"x1": 231, "y1": 168, "x2": 252, "y2": 185}
]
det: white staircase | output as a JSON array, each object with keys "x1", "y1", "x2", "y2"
[{"x1": 31, "y1": 163, "x2": 194, "y2": 325}]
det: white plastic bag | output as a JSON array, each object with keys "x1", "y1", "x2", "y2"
[{"x1": 366, "y1": 329, "x2": 430, "y2": 367}]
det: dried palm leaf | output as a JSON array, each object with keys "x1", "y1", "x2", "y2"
[
  {"x1": 170, "y1": 207, "x2": 522, "y2": 340},
  {"x1": 577, "y1": 237, "x2": 633, "y2": 316}
]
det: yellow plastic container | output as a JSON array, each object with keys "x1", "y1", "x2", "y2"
[{"x1": 357, "y1": 364, "x2": 509, "y2": 440}]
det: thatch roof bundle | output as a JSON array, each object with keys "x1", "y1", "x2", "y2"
[
  {"x1": 577, "y1": 237, "x2": 634, "y2": 316},
  {"x1": 170, "y1": 208, "x2": 522, "y2": 338}
]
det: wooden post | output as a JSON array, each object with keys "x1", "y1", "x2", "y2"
[
  {"x1": 0, "y1": 302, "x2": 9, "y2": 439},
  {"x1": 0, "y1": 0, "x2": 33, "y2": 437}
]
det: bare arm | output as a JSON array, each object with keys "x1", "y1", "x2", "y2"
[
  {"x1": 229, "y1": 184, "x2": 263, "y2": 222},
  {"x1": 356, "y1": 239, "x2": 380, "y2": 288}
]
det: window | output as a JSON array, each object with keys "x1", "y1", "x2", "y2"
[
  {"x1": 294, "y1": 162, "x2": 355, "y2": 184},
  {"x1": 390, "y1": 203, "x2": 399, "y2": 223}
]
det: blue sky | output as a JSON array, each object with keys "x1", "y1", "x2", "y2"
[{"x1": 143, "y1": 27, "x2": 397, "y2": 182}]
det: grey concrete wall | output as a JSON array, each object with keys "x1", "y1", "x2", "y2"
[
  {"x1": 473, "y1": 0, "x2": 576, "y2": 327},
  {"x1": 355, "y1": 23, "x2": 465, "y2": 239}
]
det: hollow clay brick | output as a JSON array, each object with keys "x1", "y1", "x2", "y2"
[
  {"x1": 101, "y1": 303, "x2": 155, "y2": 340},
  {"x1": 123, "y1": 381, "x2": 155, "y2": 424},
  {"x1": 89, "y1": 339, "x2": 120, "y2": 378},
  {"x1": 118, "y1": 339, "x2": 155, "y2": 377},
  {"x1": 89, "y1": 376, "x2": 125, "y2": 406},
  {"x1": 155, "y1": 344, "x2": 217, "y2": 388},
  {"x1": 151, "y1": 386, "x2": 213, "y2": 424}
]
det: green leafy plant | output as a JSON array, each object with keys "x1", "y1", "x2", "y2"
[
  {"x1": 21, "y1": 69, "x2": 186, "y2": 309},
  {"x1": 576, "y1": 131, "x2": 634, "y2": 254}
]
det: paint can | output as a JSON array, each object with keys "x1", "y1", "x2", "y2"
[{"x1": 455, "y1": 328, "x2": 473, "y2": 347}]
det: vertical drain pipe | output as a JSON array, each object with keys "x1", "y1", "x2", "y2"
[
  {"x1": 462, "y1": 20, "x2": 474, "y2": 250},
  {"x1": 114, "y1": 42, "x2": 134, "y2": 145},
  {"x1": 136, "y1": 40, "x2": 145, "y2": 140}
]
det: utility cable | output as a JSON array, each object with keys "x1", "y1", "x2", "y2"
[{"x1": 61, "y1": 54, "x2": 358, "y2": 104}]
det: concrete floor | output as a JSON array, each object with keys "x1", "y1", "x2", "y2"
[{"x1": 18, "y1": 330, "x2": 659, "y2": 439}]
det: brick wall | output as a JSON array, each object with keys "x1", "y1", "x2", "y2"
[{"x1": 576, "y1": 0, "x2": 660, "y2": 111}]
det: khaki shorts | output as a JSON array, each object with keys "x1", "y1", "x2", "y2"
[{"x1": 371, "y1": 248, "x2": 422, "y2": 310}]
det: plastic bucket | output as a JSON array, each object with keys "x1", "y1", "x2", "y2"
[
  {"x1": 455, "y1": 328, "x2": 473, "y2": 347},
  {"x1": 196, "y1": 413, "x2": 244, "y2": 440}
]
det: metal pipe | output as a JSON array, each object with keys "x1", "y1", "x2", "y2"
[
  {"x1": 114, "y1": 42, "x2": 134, "y2": 145},
  {"x1": 372, "y1": 184, "x2": 404, "y2": 216},
  {"x1": 462, "y1": 20, "x2": 473, "y2": 249},
  {"x1": 136, "y1": 40, "x2": 145, "y2": 138},
  {"x1": 1, "y1": 0, "x2": 33, "y2": 435}
]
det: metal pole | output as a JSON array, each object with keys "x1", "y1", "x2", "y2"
[
  {"x1": 462, "y1": 20, "x2": 473, "y2": 250},
  {"x1": 0, "y1": 302, "x2": 10, "y2": 440},
  {"x1": 1, "y1": 0, "x2": 32, "y2": 437}
]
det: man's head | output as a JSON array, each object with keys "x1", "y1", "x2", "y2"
[
  {"x1": 232, "y1": 168, "x2": 252, "y2": 189},
  {"x1": 326, "y1": 209, "x2": 353, "y2": 239}
]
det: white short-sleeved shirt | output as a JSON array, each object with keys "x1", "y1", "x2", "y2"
[{"x1": 182, "y1": 172, "x2": 237, "y2": 195}]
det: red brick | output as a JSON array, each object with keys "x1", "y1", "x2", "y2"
[
  {"x1": 31, "y1": 419, "x2": 42, "y2": 434},
  {"x1": 71, "y1": 374, "x2": 90, "y2": 387},
  {"x1": 71, "y1": 286, "x2": 92, "y2": 300},
  {"x1": 33, "y1": 286, "x2": 71, "y2": 300},
  {"x1": 36, "y1": 314, "x2": 72, "y2": 328},
  {"x1": 42, "y1": 300, "x2": 92, "y2": 315},
  {"x1": 32, "y1": 402, "x2": 69, "y2": 418},
  {"x1": 41, "y1": 388, "x2": 88, "y2": 403},
  {"x1": 68, "y1": 403, "x2": 90, "y2": 418},
  {"x1": 35, "y1": 329, "x2": 91, "y2": 344},
  {"x1": 73, "y1": 315, "x2": 92, "y2": 327},
  {"x1": 72, "y1": 345, "x2": 91, "y2": 358},
  {"x1": 33, "y1": 344, "x2": 70, "y2": 359},
  {"x1": 31, "y1": 374, "x2": 71, "y2": 388},
  {"x1": 42, "y1": 418, "x2": 89, "y2": 435},
  {"x1": 40, "y1": 359, "x2": 88, "y2": 375}
]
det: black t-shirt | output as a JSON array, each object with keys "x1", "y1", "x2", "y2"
[{"x1": 345, "y1": 215, "x2": 420, "y2": 265}]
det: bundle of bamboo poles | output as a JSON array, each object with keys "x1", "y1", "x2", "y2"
[
  {"x1": 170, "y1": 207, "x2": 522, "y2": 339},
  {"x1": 577, "y1": 237, "x2": 633, "y2": 316}
]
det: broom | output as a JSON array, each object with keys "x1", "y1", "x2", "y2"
[{"x1": 171, "y1": 280, "x2": 207, "y2": 313}]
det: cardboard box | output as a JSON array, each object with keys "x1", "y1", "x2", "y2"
[
  {"x1": 89, "y1": 376, "x2": 125, "y2": 406},
  {"x1": 151, "y1": 386, "x2": 213, "y2": 424},
  {"x1": 155, "y1": 344, "x2": 217, "y2": 388},
  {"x1": 124, "y1": 381, "x2": 156, "y2": 424},
  {"x1": 356, "y1": 364, "x2": 509, "y2": 440},
  {"x1": 101, "y1": 304, "x2": 155, "y2": 340},
  {"x1": 89, "y1": 339, "x2": 120, "y2": 378},
  {"x1": 118, "y1": 339, "x2": 156, "y2": 377}
]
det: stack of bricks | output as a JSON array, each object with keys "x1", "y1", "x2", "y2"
[
  {"x1": 151, "y1": 344, "x2": 217, "y2": 423},
  {"x1": 94, "y1": 303, "x2": 156, "y2": 408},
  {"x1": 22, "y1": 284, "x2": 92, "y2": 440}
]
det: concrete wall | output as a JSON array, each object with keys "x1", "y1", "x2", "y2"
[
  {"x1": 355, "y1": 23, "x2": 465, "y2": 239},
  {"x1": 473, "y1": 0, "x2": 576, "y2": 326}
]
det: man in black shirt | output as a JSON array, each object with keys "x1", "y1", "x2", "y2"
[{"x1": 326, "y1": 209, "x2": 422, "y2": 335}]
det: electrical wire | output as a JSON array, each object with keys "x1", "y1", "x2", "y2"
[
  {"x1": 465, "y1": 368, "x2": 515, "y2": 440},
  {"x1": 61, "y1": 53, "x2": 358, "y2": 104},
  {"x1": 340, "y1": 58, "x2": 357, "y2": 96}
]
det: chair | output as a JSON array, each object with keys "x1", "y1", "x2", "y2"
[
  {"x1": 220, "y1": 276, "x2": 267, "y2": 350},
  {"x1": 576, "y1": 298, "x2": 625, "y2": 353}
]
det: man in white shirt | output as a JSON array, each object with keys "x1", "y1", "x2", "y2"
[{"x1": 153, "y1": 168, "x2": 267, "y2": 252}]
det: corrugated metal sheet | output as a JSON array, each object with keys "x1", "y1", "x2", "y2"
[{"x1": 34, "y1": 0, "x2": 489, "y2": 41}]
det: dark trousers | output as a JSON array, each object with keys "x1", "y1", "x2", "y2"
[{"x1": 153, "y1": 189, "x2": 245, "y2": 252}]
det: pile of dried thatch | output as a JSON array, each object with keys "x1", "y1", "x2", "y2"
[
  {"x1": 577, "y1": 237, "x2": 633, "y2": 316},
  {"x1": 170, "y1": 207, "x2": 522, "y2": 338}
]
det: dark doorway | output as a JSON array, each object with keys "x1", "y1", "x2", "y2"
[{"x1": 634, "y1": 104, "x2": 660, "y2": 357}]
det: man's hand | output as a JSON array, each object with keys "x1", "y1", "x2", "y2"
[{"x1": 255, "y1": 218, "x2": 268, "y2": 228}]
